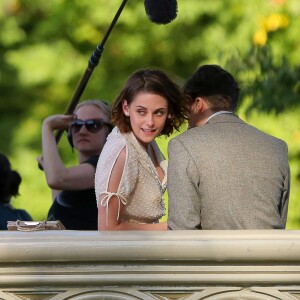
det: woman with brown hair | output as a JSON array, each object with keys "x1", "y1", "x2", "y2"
[{"x1": 95, "y1": 68, "x2": 186, "y2": 230}]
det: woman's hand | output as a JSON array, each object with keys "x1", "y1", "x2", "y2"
[
  {"x1": 157, "y1": 222, "x2": 168, "y2": 230},
  {"x1": 43, "y1": 114, "x2": 76, "y2": 132}
]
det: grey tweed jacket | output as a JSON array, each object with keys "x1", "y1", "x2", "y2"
[{"x1": 167, "y1": 113, "x2": 290, "y2": 230}]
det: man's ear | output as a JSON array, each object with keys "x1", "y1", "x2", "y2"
[{"x1": 195, "y1": 97, "x2": 208, "y2": 113}]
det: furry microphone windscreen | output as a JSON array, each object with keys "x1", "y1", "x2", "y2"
[{"x1": 144, "y1": 0, "x2": 178, "y2": 25}]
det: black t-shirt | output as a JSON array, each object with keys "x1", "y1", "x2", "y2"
[
  {"x1": 0, "y1": 203, "x2": 33, "y2": 230},
  {"x1": 47, "y1": 155, "x2": 99, "y2": 230}
]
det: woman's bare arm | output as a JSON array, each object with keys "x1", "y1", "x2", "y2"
[{"x1": 98, "y1": 148, "x2": 167, "y2": 231}]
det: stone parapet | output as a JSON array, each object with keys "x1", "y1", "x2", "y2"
[{"x1": 0, "y1": 230, "x2": 299, "y2": 299}]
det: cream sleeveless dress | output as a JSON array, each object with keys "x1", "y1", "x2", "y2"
[{"x1": 95, "y1": 127, "x2": 167, "y2": 224}]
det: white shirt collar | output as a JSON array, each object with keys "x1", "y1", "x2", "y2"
[{"x1": 205, "y1": 111, "x2": 234, "y2": 124}]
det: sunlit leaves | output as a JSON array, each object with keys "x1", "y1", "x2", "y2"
[
  {"x1": 1, "y1": 0, "x2": 300, "y2": 225},
  {"x1": 6, "y1": 41, "x2": 86, "y2": 85}
]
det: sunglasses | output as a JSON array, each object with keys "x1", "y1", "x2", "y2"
[{"x1": 71, "y1": 119, "x2": 111, "y2": 134}]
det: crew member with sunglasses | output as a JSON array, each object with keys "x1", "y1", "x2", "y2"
[{"x1": 37, "y1": 99, "x2": 112, "y2": 230}]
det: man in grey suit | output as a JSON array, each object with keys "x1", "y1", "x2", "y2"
[{"x1": 167, "y1": 65, "x2": 290, "y2": 230}]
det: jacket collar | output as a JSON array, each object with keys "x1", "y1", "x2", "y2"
[{"x1": 206, "y1": 112, "x2": 243, "y2": 124}]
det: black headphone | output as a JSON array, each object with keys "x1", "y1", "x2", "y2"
[{"x1": 67, "y1": 128, "x2": 74, "y2": 148}]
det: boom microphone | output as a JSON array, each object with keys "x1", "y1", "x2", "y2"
[{"x1": 144, "y1": 0, "x2": 178, "y2": 25}]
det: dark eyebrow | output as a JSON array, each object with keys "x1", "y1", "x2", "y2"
[
  {"x1": 154, "y1": 107, "x2": 168, "y2": 113},
  {"x1": 154, "y1": 108, "x2": 168, "y2": 112},
  {"x1": 135, "y1": 106, "x2": 167, "y2": 111}
]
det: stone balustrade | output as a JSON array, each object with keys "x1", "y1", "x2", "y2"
[{"x1": 0, "y1": 230, "x2": 300, "y2": 300}]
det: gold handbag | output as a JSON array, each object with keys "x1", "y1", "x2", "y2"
[{"x1": 7, "y1": 220, "x2": 66, "y2": 231}]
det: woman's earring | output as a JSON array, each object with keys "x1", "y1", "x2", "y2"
[
  {"x1": 168, "y1": 114, "x2": 171, "y2": 119},
  {"x1": 125, "y1": 112, "x2": 129, "y2": 116}
]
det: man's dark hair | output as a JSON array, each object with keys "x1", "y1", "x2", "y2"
[
  {"x1": 0, "y1": 153, "x2": 21, "y2": 203},
  {"x1": 183, "y1": 64, "x2": 240, "y2": 112}
]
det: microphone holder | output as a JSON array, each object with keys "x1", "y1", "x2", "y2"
[{"x1": 55, "y1": 0, "x2": 128, "y2": 144}]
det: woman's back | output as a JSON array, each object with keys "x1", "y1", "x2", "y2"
[
  {"x1": 0, "y1": 203, "x2": 32, "y2": 230},
  {"x1": 0, "y1": 153, "x2": 33, "y2": 230}
]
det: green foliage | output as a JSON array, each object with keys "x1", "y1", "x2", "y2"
[
  {"x1": 223, "y1": 45, "x2": 300, "y2": 114},
  {"x1": 1, "y1": 0, "x2": 299, "y2": 228}
]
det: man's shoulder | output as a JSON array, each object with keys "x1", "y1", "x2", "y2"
[
  {"x1": 246, "y1": 123, "x2": 288, "y2": 148},
  {"x1": 168, "y1": 128, "x2": 205, "y2": 155},
  {"x1": 170, "y1": 126, "x2": 207, "y2": 143},
  {"x1": 169, "y1": 129, "x2": 191, "y2": 145}
]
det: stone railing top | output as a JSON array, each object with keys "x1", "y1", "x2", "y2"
[{"x1": 0, "y1": 230, "x2": 300, "y2": 263}]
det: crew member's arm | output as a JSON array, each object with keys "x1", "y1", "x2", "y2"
[{"x1": 37, "y1": 115, "x2": 95, "y2": 200}]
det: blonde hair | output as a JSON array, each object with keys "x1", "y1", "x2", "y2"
[{"x1": 75, "y1": 99, "x2": 112, "y2": 123}]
